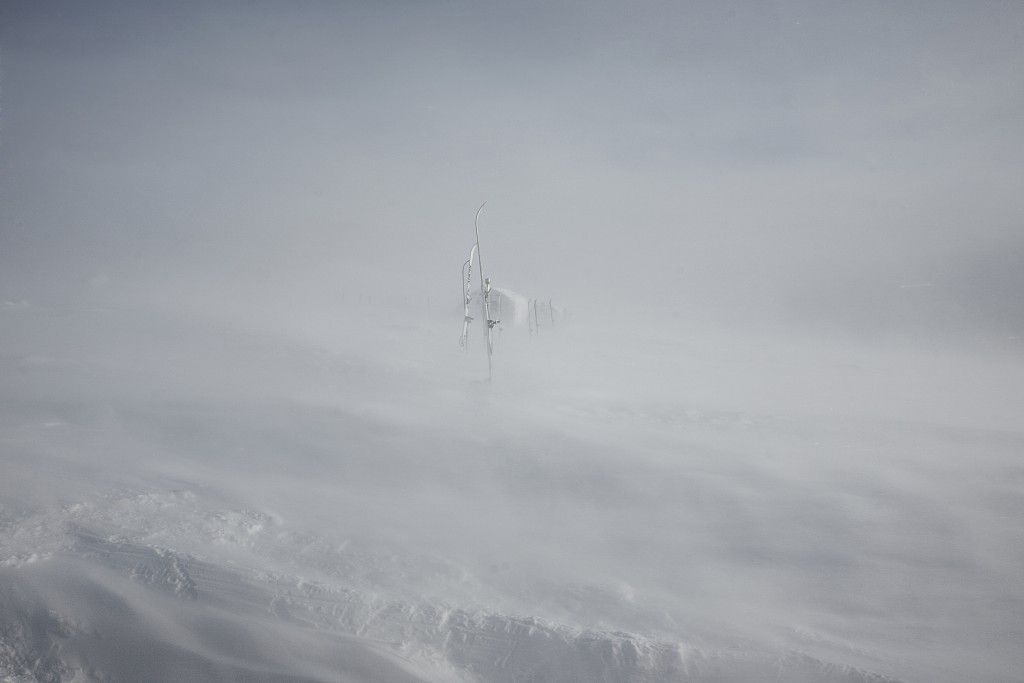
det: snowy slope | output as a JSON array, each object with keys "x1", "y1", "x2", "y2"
[{"x1": 1, "y1": 302, "x2": 1022, "y2": 681}]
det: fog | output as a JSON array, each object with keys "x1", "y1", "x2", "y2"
[{"x1": 1, "y1": 2, "x2": 1023, "y2": 682}]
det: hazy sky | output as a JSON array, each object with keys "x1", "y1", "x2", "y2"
[
  {"x1": 2, "y1": 1, "x2": 1022, "y2": 331},
  {"x1": 2, "y1": 8, "x2": 1024, "y2": 680}
]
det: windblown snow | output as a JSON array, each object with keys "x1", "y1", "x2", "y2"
[{"x1": 1, "y1": 301, "x2": 1022, "y2": 682}]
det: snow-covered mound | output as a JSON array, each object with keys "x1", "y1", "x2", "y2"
[{"x1": 465, "y1": 287, "x2": 564, "y2": 330}]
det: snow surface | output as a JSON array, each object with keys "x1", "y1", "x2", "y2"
[{"x1": 1, "y1": 301, "x2": 1022, "y2": 682}]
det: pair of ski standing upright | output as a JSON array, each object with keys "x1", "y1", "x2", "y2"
[{"x1": 459, "y1": 202, "x2": 498, "y2": 380}]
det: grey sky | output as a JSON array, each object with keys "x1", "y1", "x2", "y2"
[{"x1": 2, "y1": 1, "x2": 1022, "y2": 332}]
